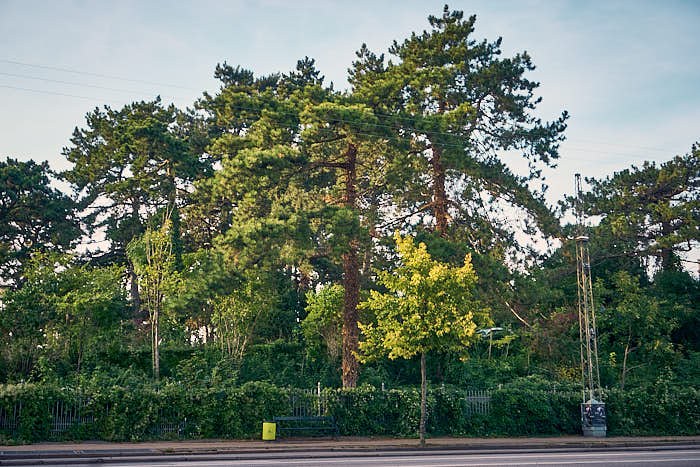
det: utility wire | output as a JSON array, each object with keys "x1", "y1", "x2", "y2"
[
  {"x1": 0, "y1": 82, "x2": 687, "y2": 162},
  {"x1": 565, "y1": 138, "x2": 675, "y2": 154},
  {"x1": 0, "y1": 57, "x2": 564, "y2": 138},
  {"x1": 0, "y1": 71, "x2": 184, "y2": 98},
  {"x1": 1, "y1": 58, "x2": 469, "y2": 126},
  {"x1": 0, "y1": 83, "x2": 675, "y2": 164},
  {"x1": 5, "y1": 57, "x2": 695, "y2": 157},
  {"x1": 0, "y1": 84, "x2": 125, "y2": 105},
  {"x1": 1, "y1": 58, "x2": 691, "y2": 157},
  {"x1": 181, "y1": 99, "x2": 688, "y2": 161},
  {"x1": 0, "y1": 58, "x2": 196, "y2": 90}
]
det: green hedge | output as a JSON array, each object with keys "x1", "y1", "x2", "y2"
[
  {"x1": 606, "y1": 387, "x2": 700, "y2": 436},
  {"x1": 325, "y1": 387, "x2": 422, "y2": 436},
  {"x1": 0, "y1": 382, "x2": 290, "y2": 442},
  {"x1": 486, "y1": 389, "x2": 580, "y2": 436},
  {"x1": 1, "y1": 383, "x2": 698, "y2": 442}
]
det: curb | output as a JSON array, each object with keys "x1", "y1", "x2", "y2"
[
  {"x1": 2, "y1": 439, "x2": 700, "y2": 462},
  {"x1": 2, "y1": 446, "x2": 700, "y2": 466}
]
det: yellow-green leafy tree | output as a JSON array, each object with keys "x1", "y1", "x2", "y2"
[
  {"x1": 127, "y1": 217, "x2": 180, "y2": 382},
  {"x1": 359, "y1": 233, "x2": 486, "y2": 444}
]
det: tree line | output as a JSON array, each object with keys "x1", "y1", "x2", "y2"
[{"x1": 1, "y1": 6, "x2": 698, "y2": 400}]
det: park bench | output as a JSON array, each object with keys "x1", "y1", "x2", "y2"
[{"x1": 272, "y1": 416, "x2": 339, "y2": 437}]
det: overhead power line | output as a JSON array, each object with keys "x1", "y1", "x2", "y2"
[
  {"x1": 0, "y1": 62, "x2": 690, "y2": 161},
  {"x1": 0, "y1": 84, "x2": 125, "y2": 104},
  {"x1": 0, "y1": 71, "x2": 182, "y2": 97},
  {"x1": 566, "y1": 138, "x2": 674, "y2": 154},
  {"x1": 0, "y1": 84, "x2": 682, "y2": 164},
  {"x1": 1, "y1": 57, "x2": 568, "y2": 134},
  {"x1": 0, "y1": 58, "x2": 197, "y2": 91},
  {"x1": 1, "y1": 58, "x2": 692, "y2": 155}
]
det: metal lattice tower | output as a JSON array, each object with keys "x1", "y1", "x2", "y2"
[{"x1": 574, "y1": 174, "x2": 603, "y2": 405}]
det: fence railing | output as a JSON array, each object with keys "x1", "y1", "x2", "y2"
[
  {"x1": 149, "y1": 406, "x2": 186, "y2": 437},
  {"x1": 0, "y1": 385, "x2": 493, "y2": 438},
  {"x1": 285, "y1": 386, "x2": 492, "y2": 419},
  {"x1": 464, "y1": 389, "x2": 491, "y2": 416},
  {"x1": 0, "y1": 402, "x2": 20, "y2": 433},
  {"x1": 49, "y1": 397, "x2": 95, "y2": 435},
  {"x1": 288, "y1": 386, "x2": 325, "y2": 417}
]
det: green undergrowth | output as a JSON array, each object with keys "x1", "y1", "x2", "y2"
[{"x1": 0, "y1": 382, "x2": 697, "y2": 442}]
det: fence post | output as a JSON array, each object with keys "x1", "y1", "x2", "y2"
[{"x1": 317, "y1": 382, "x2": 321, "y2": 416}]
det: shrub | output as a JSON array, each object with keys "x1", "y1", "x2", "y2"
[{"x1": 1, "y1": 383, "x2": 697, "y2": 442}]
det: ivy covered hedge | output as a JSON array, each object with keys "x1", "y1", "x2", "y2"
[
  {"x1": 0, "y1": 382, "x2": 290, "y2": 442},
  {"x1": 1, "y1": 383, "x2": 698, "y2": 442},
  {"x1": 605, "y1": 386, "x2": 700, "y2": 436}
]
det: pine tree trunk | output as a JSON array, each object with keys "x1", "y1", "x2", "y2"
[
  {"x1": 430, "y1": 142, "x2": 448, "y2": 236},
  {"x1": 341, "y1": 143, "x2": 360, "y2": 389},
  {"x1": 342, "y1": 247, "x2": 360, "y2": 388},
  {"x1": 660, "y1": 221, "x2": 673, "y2": 270},
  {"x1": 129, "y1": 198, "x2": 142, "y2": 318},
  {"x1": 420, "y1": 351, "x2": 427, "y2": 446}
]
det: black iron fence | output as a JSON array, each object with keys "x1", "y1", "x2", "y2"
[
  {"x1": 2, "y1": 384, "x2": 697, "y2": 440},
  {"x1": 0, "y1": 402, "x2": 20, "y2": 433},
  {"x1": 0, "y1": 385, "x2": 492, "y2": 440},
  {"x1": 464, "y1": 389, "x2": 491, "y2": 416},
  {"x1": 0, "y1": 395, "x2": 186, "y2": 439}
]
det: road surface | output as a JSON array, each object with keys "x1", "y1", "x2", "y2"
[{"x1": 3, "y1": 445, "x2": 700, "y2": 466}]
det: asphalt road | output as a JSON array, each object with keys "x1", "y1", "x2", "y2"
[{"x1": 5, "y1": 445, "x2": 700, "y2": 467}]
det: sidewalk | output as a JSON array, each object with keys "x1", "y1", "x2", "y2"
[{"x1": 2, "y1": 435, "x2": 700, "y2": 457}]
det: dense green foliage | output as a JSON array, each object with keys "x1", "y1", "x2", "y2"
[
  {"x1": 578, "y1": 147, "x2": 699, "y2": 271},
  {"x1": 1, "y1": 6, "x2": 698, "y2": 441},
  {"x1": 0, "y1": 159, "x2": 80, "y2": 286},
  {"x1": 1, "y1": 382, "x2": 698, "y2": 443}
]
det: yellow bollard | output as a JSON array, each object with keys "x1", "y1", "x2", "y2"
[{"x1": 262, "y1": 421, "x2": 276, "y2": 441}]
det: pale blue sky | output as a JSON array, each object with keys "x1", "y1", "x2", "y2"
[{"x1": 1, "y1": 0, "x2": 698, "y2": 206}]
